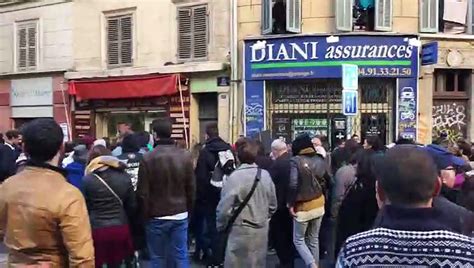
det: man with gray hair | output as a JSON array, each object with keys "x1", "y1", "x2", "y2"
[{"x1": 269, "y1": 139, "x2": 295, "y2": 268}]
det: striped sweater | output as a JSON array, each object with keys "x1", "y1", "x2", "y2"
[{"x1": 336, "y1": 205, "x2": 474, "y2": 268}]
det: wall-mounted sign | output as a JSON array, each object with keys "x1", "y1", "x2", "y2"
[
  {"x1": 244, "y1": 35, "x2": 418, "y2": 80},
  {"x1": 342, "y1": 90, "x2": 358, "y2": 116},
  {"x1": 342, "y1": 64, "x2": 358, "y2": 89},
  {"x1": 217, "y1": 76, "x2": 230, "y2": 87},
  {"x1": 397, "y1": 78, "x2": 418, "y2": 140},
  {"x1": 421, "y1": 42, "x2": 438, "y2": 66},
  {"x1": 11, "y1": 77, "x2": 53, "y2": 107}
]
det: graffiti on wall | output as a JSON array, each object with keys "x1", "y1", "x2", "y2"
[{"x1": 432, "y1": 101, "x2": 468, "y2": 143}]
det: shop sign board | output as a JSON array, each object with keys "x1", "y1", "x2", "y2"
[
  {"x1": 342, "y1": 90, "x2": 358, "y2": 116},
  {"x1": 342, "y1": 64, "x2": 358, "y2": 90},
  {"x1": 11, "y1": 77, "x2": 53, "y2": 107},
  {"x1": 244, "y1": 35, "x2": 418, "y2": 80},
  {"x1": 397, "y1": 78, "x2": 417, "y2": 140},
  {"x1": 245, "y1": 81, "x2": 265, "y2": 137}
]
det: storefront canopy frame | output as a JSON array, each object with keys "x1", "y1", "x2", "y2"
[{"x1": 68, "y1": 74, "x2": 179, "y2": 101}]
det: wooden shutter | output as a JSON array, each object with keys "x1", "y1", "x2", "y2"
[
  {"x1": 17, "y1": 22, "x2": 37, "y2": 71},
  {"x1": 375, "y1": 0, "x2": 392, "y2": 31},
  {"x1": 107, "y1": 15, "x2": 132, "y2": 67},
  {"x1": 192, "y1": 6, "x2": 208, "y2": 59},
  {"x1": 286, "y1": 0, "x2": 302, "y2": 33},
  {"x1": 178, "y1": 8, "x2": 192, "y2": 60},
  {"x1": 261, "y1": 0, "x2": 272, "y2": 34},
  {"x1": 420, "y1": 0, "x2": 438, "y2": 33},
  {"x1": 17, "y1": 27, "x2": 27, "y2": 69},
  {"x1": 336, "y1": 0, "x2": 353, "y2": 31},
  {"x1": 107, "y1": 17, "x2": 120, "y2": 65},
  {"x1": 27, "y1": 25, "x2": 37, "y2": 67},
  {"x1": 120, "y1": 16, "x2": 132, "y2": 64}
]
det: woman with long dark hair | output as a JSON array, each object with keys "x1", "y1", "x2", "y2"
[
  {"x1": 335, "y1": 148, "x2": 379, "y2": 255},
  {"x1": 83, "y1": 145, "x2": 137, "y2": 267}
]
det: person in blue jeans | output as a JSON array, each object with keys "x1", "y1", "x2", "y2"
[{"x1": 137, "y1": 118, "x2": 195, "y2": 268}]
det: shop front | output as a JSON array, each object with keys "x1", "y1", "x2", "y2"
[
  {"x1": 69, "y1": 74, "x2": 190, "y2": 147},
  {"x1": 0, "y1": 74, "x2": 70, "y2": 136},
  {"x1": 243, "y1": 34, "x2": 419, "y2": 146}
]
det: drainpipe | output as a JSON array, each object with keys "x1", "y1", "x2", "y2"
[{"x1": 229, "y1": 0, "x2": 238, "y2": 142}]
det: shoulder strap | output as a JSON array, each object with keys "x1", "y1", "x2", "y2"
[
  {"x1": 224, "y1": 168, "x2": 262, "y2": 233},
  {"x1": 92, "y1": 173, "x2": 123, "y2": 206}
]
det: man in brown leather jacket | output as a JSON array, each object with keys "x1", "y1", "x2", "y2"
[
  {"x1": 0, "y1": 118, "x2": 95, "y2": 267},
  {"x1": 137, "y1": 118, "x2": 195, "y2": 267}
]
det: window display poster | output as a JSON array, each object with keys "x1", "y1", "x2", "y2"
[{"x1": 292, "y1": 118, "x2": 328, "y2": 138}]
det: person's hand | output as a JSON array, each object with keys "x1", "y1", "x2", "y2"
[{"x1": 288, "y1": 206, "x2": 297, "y2": 217}]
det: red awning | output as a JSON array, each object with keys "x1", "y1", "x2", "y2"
[{"x1": 69, "y1": 74, "x2": 179, "y2": 101}]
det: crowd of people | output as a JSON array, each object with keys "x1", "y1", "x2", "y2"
[{"x1": 0, "y1": 118, "x2": 472, "y2": 268}]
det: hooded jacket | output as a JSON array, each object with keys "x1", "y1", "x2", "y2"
[
  {"x1": 82, "y1": 156, "x2": 137, "y2": 229},
  {"x1": 195, "y1": 137, "x2": 232, "y2": 206},
  {"x1": 65, "y1": 145, "x2": 88, "y2": 191}
]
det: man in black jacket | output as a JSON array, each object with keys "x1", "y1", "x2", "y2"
[
  {"x1": 137, "y1": 118, "x2": 195, "y2": 267},
  {"x1": 0, "y1": 130, "x2": 21, "y2": 182},
  {"x1": 194, "y1": 123, "x2": 231, "y2": 263},
  {"x1": 269, "y1": 139, "x2": 295, "y2": 268}
]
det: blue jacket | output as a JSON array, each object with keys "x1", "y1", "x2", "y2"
[{"x1": 65, "y1": 161, "x2": 86, "y2": 192}]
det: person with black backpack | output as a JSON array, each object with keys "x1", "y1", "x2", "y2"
[{"x1": 194, "y1": 123, "x2": 234, "y2": 265}]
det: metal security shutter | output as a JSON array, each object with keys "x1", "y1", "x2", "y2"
[
  {"x1": 286, "y1": 0, "x2": 302, "y2": 33},
  {"x1": 193, "y1": 6, "x2": 208, "y2": 59},
  {"x1": 107, "y1": 15, "x2": 133, "y2": 67},
  {"x1": 420, "y1": 0, "x2": 438, "y2": 33},
  {"x1": 17, "y1": 21, "x2": 37, "y2": 71},
  {"x1": 177, "y1": 5, "x2": 208, "y2": 61},
  {"x1": 336, "y1": 0, "x2": 353, "y2": 31},
  {"x1": 261, "y1": 0, "x2": 273, "y2": 34},
  {"x1": 375, "y1": 0, "x2": 392, "y2": 31}
]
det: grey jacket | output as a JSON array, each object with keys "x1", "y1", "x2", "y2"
[
  {"x1": 216, "y1": 163, "x2": 277, "y2": 268},
  {"x1": 217, "y1": 163, "x2": 277, "y2": 231},
  {"x1": 330, "y1": 164, "x2": 357, "y2": 220}
]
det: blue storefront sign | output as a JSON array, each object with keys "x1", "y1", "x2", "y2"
[
  {"x1": 243, "y1": 35, "x2": 419, "y2": 139},
  {"x1": 245, "y1": 35, "x2": 418, "y2": 80}
]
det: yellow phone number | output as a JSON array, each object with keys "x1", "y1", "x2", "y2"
[{"x1": 359, "y1": 67, "x2": 412, "y2": 76}]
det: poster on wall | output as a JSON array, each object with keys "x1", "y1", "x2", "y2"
[
  {"x1": 245, "y1": 81, "x2": 265, "y2": 137},
  {"x1": 397, "y1": 78, "x2": 417, "y2": 140},
  {"x1": 292, "y1": 118, "x2": 328, "y2": 138}
]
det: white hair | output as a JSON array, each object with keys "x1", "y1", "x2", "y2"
[{"x1": 271, "y1": 139, "x2": 287, "y2": 151}]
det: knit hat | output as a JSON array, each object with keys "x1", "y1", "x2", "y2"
[
  {"x1": 292, "y1": 133, "x2": 315, "y2": 156},
  {"x1": 72, "y1": 144, "x2": 88, "y2": 164},
  {"x1": 425, "y1": 144, "x2": 466, "y2": 171}
]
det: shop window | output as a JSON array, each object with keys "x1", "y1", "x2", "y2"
[
  {"x1": 16, "y1": 20, "x2": 38, "y2": 71},
  {"x1": 336, "y1": 0, "x2": 392, "y2": 32},
  {"x1": 177, "y1": 5, "x2": 209, "y2": 62},
  {"x1": 106, "y1": 14, "x2": 133, "y2": 67},
  {"x1": 434, "y1": 69, "x2": 471, "y2": 96},
  {"x1": 261, "y1": 0, "x2": 301, "y2": 34},
  {"x1": 420, "y1": 0, "x2": 471, "y2": 34}
]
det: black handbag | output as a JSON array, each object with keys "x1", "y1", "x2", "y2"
[{"x1": 212, "y1": 168, "x2": 262, "y2": 266}]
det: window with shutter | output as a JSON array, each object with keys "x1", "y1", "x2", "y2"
[
  {"x1": 177, "y1": 5, "x2": 208, "y2": 62},
  {"x1": 16, "y1": 21, "x2": 37, "y2": 71},
  {"x1": 375, "y1": 0, "x2": 392, "y2": 31},
  {"x1": 261, "y1": 0, "x2": 273, "y2": 34},
  {"x1": 336, "y1": 0, "x2": 353, "y2": 31},
  {"x1": 107, "y1": 14, "x2": 133, "y2": 67},
  {"x1": 286, "y1": 0, "x2": 301, "y2": 33},
  {"x1": 420, "y1": 0, "x2": 438, "y2": 33}
]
